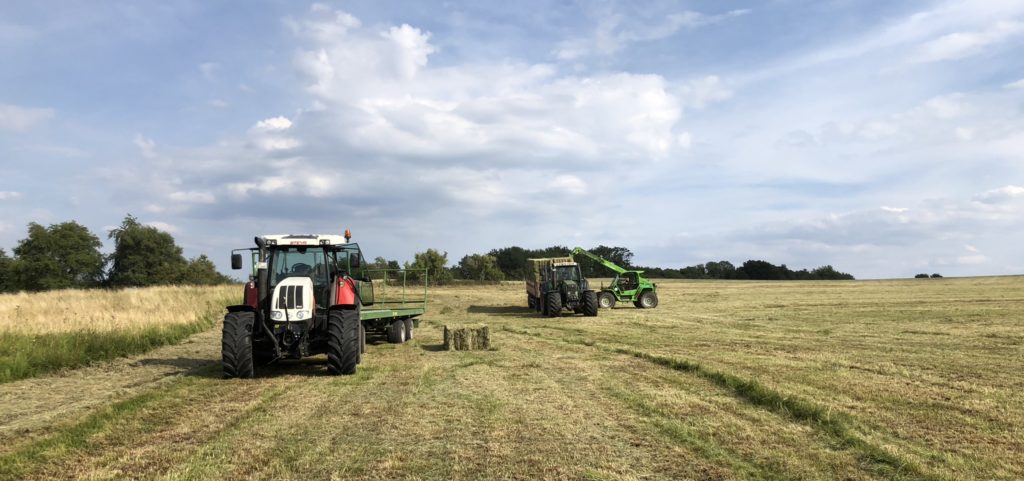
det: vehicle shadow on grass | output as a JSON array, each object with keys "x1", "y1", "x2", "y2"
[{"x1": 466, "y1": 305, "x2": 533, "y2": 316}]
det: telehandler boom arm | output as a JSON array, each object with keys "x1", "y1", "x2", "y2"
[{"x1": 571, "y1": 247, "x2": 629, "y2": 275}]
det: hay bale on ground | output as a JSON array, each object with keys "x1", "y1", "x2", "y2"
[{"x1": 443, "y1": 324, "x2": 490, "y2": 350}]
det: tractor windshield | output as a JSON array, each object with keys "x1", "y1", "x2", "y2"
[
  {"x1": 269, "y1": 247, "x2": 330, "y2": 289},
  {"x1": 554, "y1": 265, "x2": 580, "y2": 282}
]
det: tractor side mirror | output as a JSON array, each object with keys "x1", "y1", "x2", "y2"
[
  {"x1": 350, "y1": 254, "x2": 361, "y2": 269},
  {"x1": 231, "y1": 253, "x2": 243, "y2": 270}
]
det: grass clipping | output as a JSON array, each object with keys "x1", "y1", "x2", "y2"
[{"x1": 443, "y1": 324, "x2": 490, "y2": 351}]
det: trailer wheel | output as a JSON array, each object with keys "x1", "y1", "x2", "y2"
[
  {"x1": 222, "y1": 311, "x2": 255, "y2": 379},
  {"x1": 638, "y1": 291, "x2": 659, "y2": 309},
  {"x1": 545, "y1": 291, "x2": 562, "y2": 317},
  {"x1": 327, "y1": 308, "x2": 359, "y2": 375},
  {"x1": 404, "y1": 318, "x2": 415, "y2": 341},
  {"x1": 598, "y1": 292, "x2": 616, "y2": 309},
  {"x1": 388, "y1": 319, "x2": 407, "y2": 343},
  {"x1": 527, "y1": 295, "x2": 536, "y2": 310},
  {"x1": 582, "y1": 290, "x2": 599, "y2": 317}
]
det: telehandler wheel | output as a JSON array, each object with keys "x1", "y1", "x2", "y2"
[
  {"x1": 545, "y1": 291, "x2": 562, "y2": 317},
  {"x1": 638, "y1": 291, "x2": 659, "y2": 309},
  {"x1": 222, "y1": 311, "x2": 255, "y2": 379},
  {"x1": 404, "y1": 318, "x2": 415, "y2": 341},
  {"x1": 327, "y1": 309, "x2": 359, "y2": 375},
  {"x1": 388, "y1": 319, "x2": 407, "y2": 343},
  {"x1": 598, "y1": 292, "x2": 616, "y2": 309},
  {"x1": 582, "y1": 290, "x2": 599, "y2": 317}
]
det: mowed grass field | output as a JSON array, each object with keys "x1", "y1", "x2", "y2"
[{"x1": 0, "y1": 278, "x2": 1021, "y2": 480}]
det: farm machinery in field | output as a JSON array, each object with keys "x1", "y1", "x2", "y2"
[
  {"x1": 222, "y1": 230, "x2": 426, "y2": 378},
  {"x1": 571, "y1": 247, "x2": 658, "y2": 309},
  {"x1": 525, "y1": 256, "x2": 599, "y2": 317}
]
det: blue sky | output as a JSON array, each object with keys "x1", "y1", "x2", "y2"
[{"x1": 2, "y1": 0, "x2": 1023, "y2": 278}]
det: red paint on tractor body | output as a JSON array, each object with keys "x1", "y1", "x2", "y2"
[
  {"x1": 243, "y1": 281, "x2": 259, "y2": 308},
  {"x1": 335, "y1": 277, "x2": 357, "y2": 306}
]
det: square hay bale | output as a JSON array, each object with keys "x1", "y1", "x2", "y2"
[{"x1": 443, "y1": 324, "x2": 490, "y2": 351}]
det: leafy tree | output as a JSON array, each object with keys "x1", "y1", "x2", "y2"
[
  {"x1": 181, "y1": 255, "x2": 233, "y2": 285},
  {"x1": 107, "y1": 215, "x2": 189, "y2": 287},
  {"x1": 0, "y1": 248, "x2": 14, "y2": 293},
  {"x1": 488, "y1": 246, "x2": 529, "y2": 280},
  {"x1": 11, "y1": 221, "x2": 105, "y2": 291},
  {"x1": 810, "y1": 265, "x2": 854, "y2": 280},
  {"x1": 576, "y1": 245, "x2": 634, "y2": 277},
  {"x1": 931, "y1": 273, "x2": 943, "y2": 278},
  {"x1": 458, "y1": 254, "x2": 505, "y2": 281},
  {"x1": 406, "y1": 248, "x2": 453, "y2": 286},
  {"x1": 914, "y1": 273, "x2": 930, "y2": 279},
  {"x1": 704, "y1": 261, "x2": 736, "y2": 279}
]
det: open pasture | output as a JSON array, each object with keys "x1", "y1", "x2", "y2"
[{"x1": 0, "y1": 278, "x2": 1021, "y2": 480}]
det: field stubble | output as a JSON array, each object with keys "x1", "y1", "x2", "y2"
[{"x1": 0, "y1": 278, "x2": 1021, "y2": 480}]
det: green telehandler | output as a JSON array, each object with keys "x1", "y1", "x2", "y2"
[{"x1": 571, "y1": 247, "x2": 658, "y2": 309}]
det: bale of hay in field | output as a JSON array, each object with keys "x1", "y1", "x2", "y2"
[{"x1": 443, "y1": 324, "x2": 490, "y2": 350}]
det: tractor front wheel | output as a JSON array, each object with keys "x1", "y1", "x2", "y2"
[
  {"x1": 637, "y1": 291, "x2": 659, "y2": 309},
  {"x1": 582, "y1": 290, "x2": 599, "y2": 317},
  {"x1": 388, "y1": 319, "x2": 407, "y2": 343},
  {"x1": 598, "y1": 292, "x2": 616, "y2": 309},
  {"x1": 222, "y1": 311, "x2": 255, "y2": 379},
  {"x1": 545, "y1": 292, "x2": 562, "y2": 317},
  {"x1": 327, "y1": 308, "x2": 359, "y2": 375}
]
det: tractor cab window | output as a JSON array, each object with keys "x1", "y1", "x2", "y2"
[
  {"x1": 554, "y1": 266, "x2": 579, "y2": 282},
  {"x1": 270, "y1": 247, "x2": 329, "y2": 288}
]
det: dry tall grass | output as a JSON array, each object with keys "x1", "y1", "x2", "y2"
[{"x1": 0, "y1": 285, "x2": 239, "y2": 335}]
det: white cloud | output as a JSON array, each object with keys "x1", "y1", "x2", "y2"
[
  {"x1": 0, "y1": 191, "x2": 22, "y2": 201},
  {"x1": 973, "y1": 185, "x2": 1024, "y2": 204},
  {"x1": 547, "y1": 175, "x2": 587, "y2": 195},
  {"x1": 881, "y1": 206, "x2": 908, "y2": 213},
  {"x1": 0, "y1": 104, "x2": 54, "y2": 131},
  {"x1": 252, "y1": 116, "x2": 293, "y2": 132},
  {"x1": 134, "y1": 134, "x2": 156, "y2": 158},
  {"x1": 209, "y1": 99, "x2": 229, "y2": 108},
  {"x1": 145, "y1": 221, "x2": 178, "y2": 233},
  {"x1": 957, "y1": 254, "x2": 989, "y2": 265},
  {"x1": 168, "y1": 191, "x2": 216, "y2": 204},
  {"x1": 1005, "y1": 78, "x2": 1024, "y2": 89},
  {"x1": 199, "y1": 62, "x2": 220, "y2": 80},
  {"x1": 913, "y1": 20, "x2": 1024, "y2": 63},
  {"x1": 964, "y1": 244, "x2": 979, "y2": 252}
]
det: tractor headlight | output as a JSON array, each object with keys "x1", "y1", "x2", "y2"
[
  {"x1": 296, "y1": 310, "x2": 309, "y2": 319},
  {"x1": 270, "y1": 310, "x2": 283, "y2": 320}
]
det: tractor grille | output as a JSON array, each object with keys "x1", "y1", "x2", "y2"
[{"x1": 277, "y1": 285, "x2": 304, "y2": 309}]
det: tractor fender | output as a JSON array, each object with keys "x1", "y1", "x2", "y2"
[
  {"x1": 227, "y1": 304, "x2": 257, "y2": 313},
  {"x1": 332, "y1": 276, "x2": 359, "y2": 307}
]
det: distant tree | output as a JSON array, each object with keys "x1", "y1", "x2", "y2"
[
  {"x1": 181, "y1": 255, "x2": 234, "y2": 285},
  {"x1": 810, "y1": 265, "x2": 855, "y2": 280},
  {"x1": 488, "y1": 246, "x2": 529, "y2": 280},
  {"x1": 930, "y1": 273, "x2": 943, "y2": 278},
  {"x1": 107, "y1": 214, "x2": 189, "y2": 287},
  {"x1": 914, "y1": 273, "x2": 930, "y2": 279},
  {"x1": 458, "y1": 254, "x2": 505, "y2": 281},
  {"x1": 738, "y1": 260, "x2": 787, "y2": 280},
  {"x1": 11, "y1": 221, "x2": 105, "y2": 291},
  {"x1": 577, "y1": 245, "x2": 634, "y2": 277},
  {"x1": 679, "y1": 264, "x2": 707, "y2": 279},
  {"x1": 0, "y1": 248, "x2": 14, "y2": 293},
  {"x1": 705, "y1": 261, "x2": 736, "y2": 279},
  {"x1": 406, "y1": 248, "x2": 453, "y2": 286}
]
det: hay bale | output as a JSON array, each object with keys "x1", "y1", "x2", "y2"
[{"x1": 443, "y1": 324, "x2": 490, "y2": 351}]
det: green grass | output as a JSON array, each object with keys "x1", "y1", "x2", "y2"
[{"x1": 0, "y1": 302, "x2": 227, "y2": 384}]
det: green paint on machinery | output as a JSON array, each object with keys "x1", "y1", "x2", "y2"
[
  {"x1": 571, "y1": 247, "x2": 658, "y2": 309},
  {"x1": 525, "y1": 257, "x2": 599, "y2": 317}
]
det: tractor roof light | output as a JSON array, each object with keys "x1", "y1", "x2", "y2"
[{"x1": 344, "y1": 229, "x2": 352, "y2": 243}]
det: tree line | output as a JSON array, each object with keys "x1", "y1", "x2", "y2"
[
  {"x1": 381, "y1": 245, "x2": 855, "y2": 285},
  {"x1": 0, "y1": 215, "x2": 232, "y2": 293}
]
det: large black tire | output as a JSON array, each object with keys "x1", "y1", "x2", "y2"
[
  {"x1": 356, "y1": 321, "x2": 365, "y2": 364},
  {"x1": 528, "y1": 295, "x2": 536, "y2": 310},
  {"x1": 327, "y1": 308, "x2": 359, "y2": 375},
  {"x1": 222, "y1": 311, "x2": 255, "y2": 379},
  {"x1": 637, "y1": 290, "x2": 659, "y2": 309},
  {"x1": 404, "y1": 318, "x2": 415, "y2": 341},
  {"x1": 545, "y1": 291, "x2": 562, "y2": 318},
  {"x1": 388, "y1": 319, "x2": 407, "y2": 343},
  {"x1": 582, "y1": 290, "x2": 599, "y2": 317},
  {"x1": 598, "y1": 291, "x2": 616, "y2": 309}
]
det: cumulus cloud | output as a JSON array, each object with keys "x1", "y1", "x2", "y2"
[
  {"x1": 0, "y1": 104, "x2": 54, "y2": 130},
  {"x1": 0, "y1": 191, "x2": 22, "y2": 200},
  {"x1": 973, "y1": 185, "x2": 1024, "y2": 204},
  {"x1": 1006, "y1": 78, "x2": 1024, "y2": 89},
  {"x1": 913, "y1": 20, "x2": 1024, "y2": 63},
  {"x1": 145, "y1": 221, "x2": 178, "y2": 233},
  {"x1": 169, "y1": 191, "x2": 216, "y2": 204}
]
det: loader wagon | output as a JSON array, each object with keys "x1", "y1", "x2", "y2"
[{"x1": 222, "y1": 231, "x2": 426, "y2": 378}]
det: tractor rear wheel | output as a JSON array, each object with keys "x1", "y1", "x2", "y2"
[
  {"x1": 638, "y1": 291, "x2": 659, "y2": 309},
  {"x1": 528, "y1": 295, "x2": 536, "y2": 310},
  {"x1": 598, "y1": 292, "x2": 616, "y2": 309},
  {"x1": 404, "y1": 318, "x2": 415, "y2": 341},
  {"x1": 388, "y1": 319, "x2": 407, "y2": 343},
  {"x1": 222, "y1": 311, "x2": 255, "y2": 379},
  {"x1": 582, "y1": 290, "x2": 599, "y2": 317},
  {"x1": 327, "y1": 308, "x2": 359, "y2": 375},
  {"x1": 545, "y1": 291, "x2": 562, "y2": 317}
]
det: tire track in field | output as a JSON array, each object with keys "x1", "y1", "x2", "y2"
[{"x1": 501, "y1": 325, "x2": 945, "y2": 481}]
